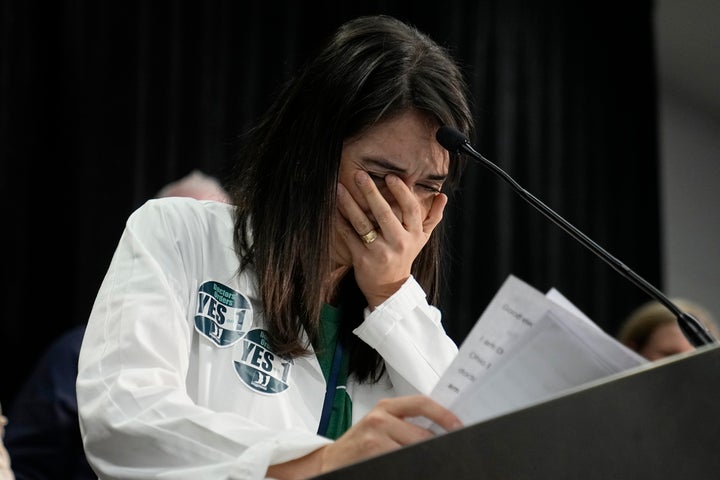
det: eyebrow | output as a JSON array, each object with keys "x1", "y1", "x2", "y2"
[{"x1": 364, "y1": 157, "x2": 447, "y2": 182}]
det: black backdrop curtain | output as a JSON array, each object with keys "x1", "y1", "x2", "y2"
[{"x1": 0, "y1": 0, "x2": 660, "y2": 408}]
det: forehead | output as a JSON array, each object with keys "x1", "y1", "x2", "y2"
[
  {"x1": 648, "y1": 323, "x2": 693, "y2": 348},
  {"x1": 343, "y1": 110, "x2": 449, "y2": 173}
]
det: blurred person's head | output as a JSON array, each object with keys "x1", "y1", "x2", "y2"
[
  {"x1": 156, "y1": 170, "x2": 230, "y2": 202},
  {"x1": 617, "y1": 298, "x2": 718, "y2": 361}
]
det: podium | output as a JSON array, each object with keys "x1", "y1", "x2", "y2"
[{"x1": 312, "y1": 344, "x2": 720, "y2": 479}]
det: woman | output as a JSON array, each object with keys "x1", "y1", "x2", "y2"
[
  {"x1": 618, "y1": 298, "x2": 719, "y2": 361},
  {"x1": 77, "y1": 14, "x2": 474, "y2": 479}
]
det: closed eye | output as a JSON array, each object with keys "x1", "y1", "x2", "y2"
[
  {"x1": 418, "y1": 183, "x2": 442, "y2": 194},
  {"x1": 368, "y1": 172, "x2": 386, "y2": 184},
  {"x1": 368, "y1": 171, "x2": 441, "y2": 195}
]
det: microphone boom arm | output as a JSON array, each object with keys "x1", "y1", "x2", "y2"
[{"x1": 454, "y1": 135, "x2": 716, "y2": 347}]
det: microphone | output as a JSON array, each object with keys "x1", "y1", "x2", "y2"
[{"x1": 437, "y1": 125, "x2": 716, "y2": 347}]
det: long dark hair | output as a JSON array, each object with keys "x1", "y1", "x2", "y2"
[{"x1": 228, "y1": 15, "x2": 473, "y2": 382}]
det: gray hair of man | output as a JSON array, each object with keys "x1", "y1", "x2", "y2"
[{"x1": 155, "y1": 170, "x2": 230, "y2": 203}]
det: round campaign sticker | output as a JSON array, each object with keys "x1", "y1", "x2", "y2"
[{"x1": 234, "y1": 328, "x2": 293, "y2": 394}]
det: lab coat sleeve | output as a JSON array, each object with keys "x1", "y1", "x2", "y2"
[
  {"x1": 76, "y1": 199, "x2": 330, "y2": 480},
  {"x1": 352, "y1": 276, "x2": 458, "y2": 396}
]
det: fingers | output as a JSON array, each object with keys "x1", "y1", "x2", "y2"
[
  {"x1": 378, "y1": 395, "x2": 463, "y2": 434},
  {"x1": 355, "y1": 408, "x2": 432, "y2": 448},
  {"x1": 382, "y1": 174, "x2": 423, "y2": 232},
  {"x1": 423, "y1": 192, "x2": 448, "y2": 233},
  {"x1": 353, "y1": 172, "x2": 406, "y2": 239},
  {"x1": 353, "y1": 395, "x2": 462, "y2": 446},
  {"x1": 382, "y1": 174, "x2": 448, "y2": 237},
  {"x1": 336, "y1": 184, "x2": 376, "y2": 251},
  {"x1": 336, "y1": 172, "x2": 447, "y2": 306},
  {"x1": 354, "y1": 172, "x2": 447, "y2": 238},
  {"x1": 337, "y1": 171, "x2": 447, "y2": 244},
  {"x1": 319, "y1": 395, "x2": 462, "y2": 474},
  {"x1": 337, "y1": 183, "x2": 377, "y2": 240}
]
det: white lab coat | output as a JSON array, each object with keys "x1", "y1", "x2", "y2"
[{"x1": 77, "y1": 197, "x2": 458, "y2": 479}]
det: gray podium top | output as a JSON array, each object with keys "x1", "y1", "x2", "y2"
[{"x1": 312, "y1": 344, "x2": 720, "y2": 480}]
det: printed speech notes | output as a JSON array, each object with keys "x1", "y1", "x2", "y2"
[{"x1": 429, "y1": 275, "x2": 647, "y2": 432}]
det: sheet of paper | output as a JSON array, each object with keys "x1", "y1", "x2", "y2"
[
  {"x1": 428, "y1": 274, "x2": 647, "y2": 432},
  {"x1": 429, "y1": 275, "x2": 549, "y2": 408},
  {"x1": 545, "y1": 287, "x2": 596, "y2": 327}
]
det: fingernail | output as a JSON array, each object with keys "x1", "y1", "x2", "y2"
[{"x1": 355, "y1": 171, "x2": 369, "y2": 185}]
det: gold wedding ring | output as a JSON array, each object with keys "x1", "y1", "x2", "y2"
[{"x1": 360, "y1": 229, "x2": 378, "y2": 245}]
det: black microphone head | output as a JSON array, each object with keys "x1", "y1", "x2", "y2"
[{"x1": 436, "y1": 125, "x2": 469, "y2": 153}]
